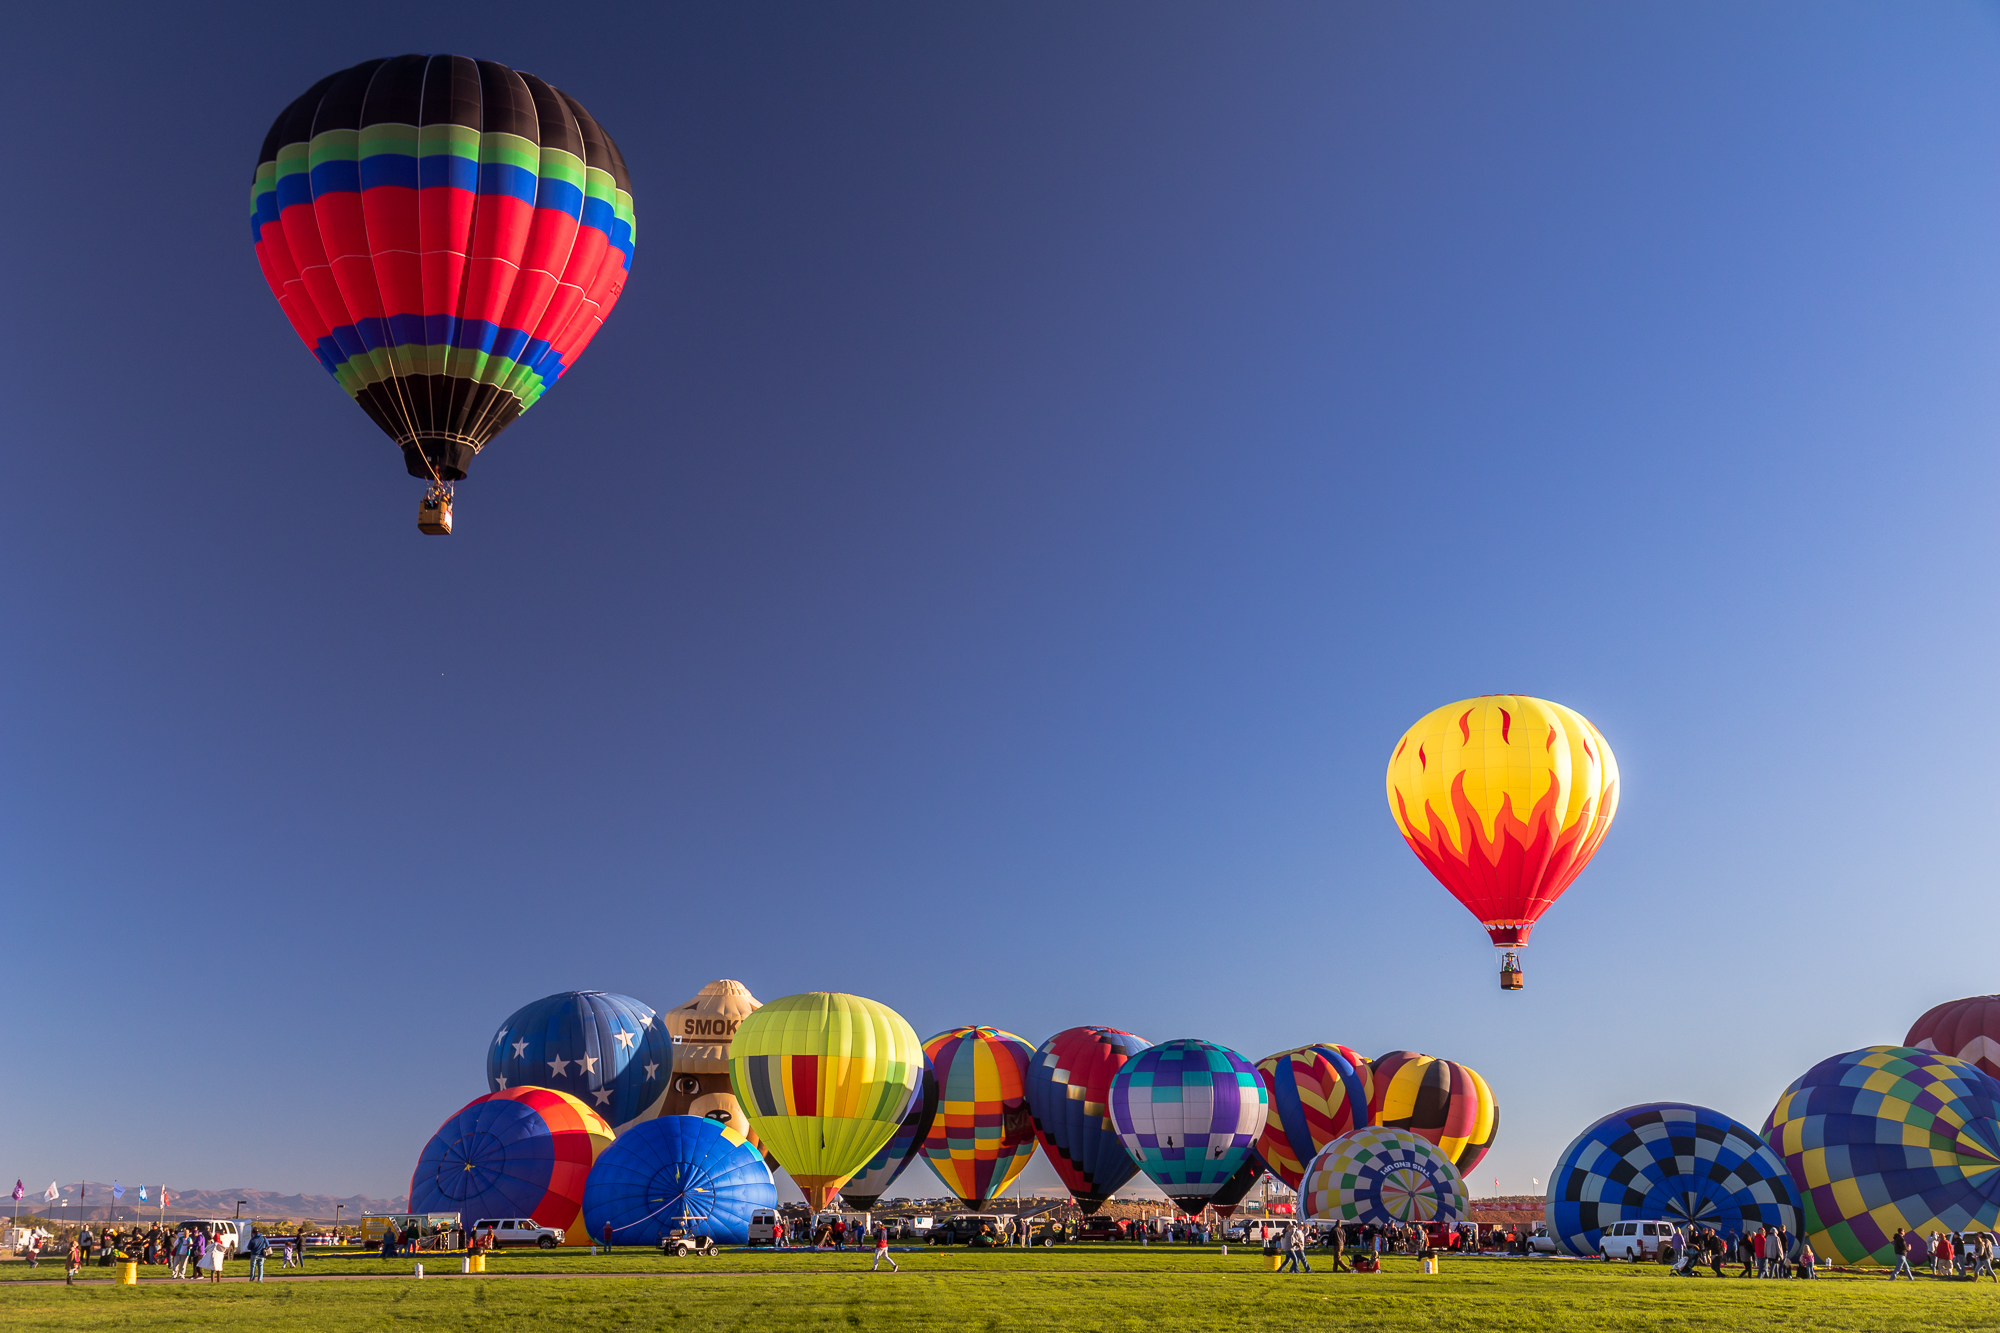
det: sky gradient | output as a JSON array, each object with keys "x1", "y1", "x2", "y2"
[{"x1": 5, "y1": 2, "x2": 1999, "y2": 1206}]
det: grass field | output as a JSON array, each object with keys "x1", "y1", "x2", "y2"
[{"x1": 4, "y1": 1250, "x2": 2000, "y2": 1331}]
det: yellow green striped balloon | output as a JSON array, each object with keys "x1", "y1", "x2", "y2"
[{"x1": 728, "y1": 993, "x2": 922, "y2": 1209}]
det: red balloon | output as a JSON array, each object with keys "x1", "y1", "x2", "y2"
[{"x1": 1906, "y1": 995, "x2": 2000, "y2": 1081}]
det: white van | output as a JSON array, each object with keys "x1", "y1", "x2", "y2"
[
  {"x1": 1599, "y1": 1220, "x2": 1676, "y2": 1260},
  {"x1": 748, "y1": 1210, "x2": 779, "y2": 1244}
]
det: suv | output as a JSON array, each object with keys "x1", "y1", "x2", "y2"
[
  {"x1": 1599, "y1": 1220, "x2": 1676, "y2": 1261},
  {"x1": 927, "y1": 1214, "x2": 1003, "y2": 1246},
  {"x1": 472, "y1": 1218, "x2": 565, "y2": 1249}
]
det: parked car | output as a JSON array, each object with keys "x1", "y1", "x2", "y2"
[
  {"x1": 927, "y1": 1214, "x2": 1003, "y2": 1246},
  {"x1": 1599, "y1": 1220, "x2": 1676, "y2": 1260},
  {"x1": 472, "y1": 1218, "x2": 565, "y2": 1249},
  {"x1": 1527, "y1": 1224, "x2": 1558, "y2": 1255}
]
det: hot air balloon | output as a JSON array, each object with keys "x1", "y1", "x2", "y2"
[
  {"x1": 410, "y1": 1088, "x2": 612, "y2": 1245},
  {"x1": 920, "y1": 1027, "x2": 1039, "y2": 1208},
  {"x1": 580, "y1": 1116, "x2": 775, "y2": 1247},
  {"x1": 840, "y1": 1049, "x2": 939, "y2": 1211},
  {"x1": 727, "y1": 992, "x2": 923, "y2": 1211},
  {"x1": 1206, "y1": 1154, "x2": 1267, "y2": 1218},
  {"x1": 1108, "y1": 1039, "x2": 1268, "y2": 1215},
  {"x1": 1026, "y1": 1026, "x2": 1152, "y2": 1214},
  {"x1": 1907, "y1": 995, "x2": 2000, "y2": 1081},
  {"x1": 1302, "y1": 1127, "x2": 1467, "y2": 1226},
  {"x1": 1764, "y1": 1046, "x2": 2000, "y2": 1265},
  {"x1": 1385, "y1": 695, "x2": 1618, "y2": 989},
  {"x1": 250, "y1": 55, "x2": 635, "y2": 534},
  {"x1": 1255, "y1": 1044, "x2": 1373, "y2": 1191},
  {"x1": 1546, "y1": 1103, "x2": 1800, "y2": 1258},
  {"x1": 660, "y1": 980, "x2": 764, "y2": 1140},
  {"x1": 487, "y1": 991, "x2": 672, "y2": 1134},
  {"x1": 1367, "y1": 1051, "x2": 1497, "y2": 1173}
]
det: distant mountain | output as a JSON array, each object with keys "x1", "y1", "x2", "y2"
[{"x1": 26, "y1": 1182, "x2": 406, "y2": 1223}]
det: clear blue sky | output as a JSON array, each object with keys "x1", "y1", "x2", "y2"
[{"x1": 5, "y1": 2, "x2": 1998, "y2": 1205}]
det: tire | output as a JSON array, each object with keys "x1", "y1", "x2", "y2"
[{"x1": 538, "y1": 1237, "x2": 555, "y2": 1249}]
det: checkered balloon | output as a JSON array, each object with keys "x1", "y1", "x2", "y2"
[
  {"x1": 1302, "y1": 1126, "x2": 1468, "y2": 1225},
  {"x1": 1546, "y1": 1103, "x2": 1800, "y2": 1257},
  {"x1": 1764, "y1": 1046, "x2": 2000, "y2": 1265}
]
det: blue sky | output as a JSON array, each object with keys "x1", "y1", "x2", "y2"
[{"x1": 5, "y1": 2, "x2": 1999, "y2": 1206}]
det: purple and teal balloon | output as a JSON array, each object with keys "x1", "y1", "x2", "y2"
[{"x1": 1109, "y1": 1039, "x2": 1268, "y2": 1214}]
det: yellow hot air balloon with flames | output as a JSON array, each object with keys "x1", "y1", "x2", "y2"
[{"x1": 1386, "y1": 695, "x2": 1618, "y2": 989}]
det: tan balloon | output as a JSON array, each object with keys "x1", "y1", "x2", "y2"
[{"x1": 665, "y1": 979, "x2": 763, "y2": 1074}]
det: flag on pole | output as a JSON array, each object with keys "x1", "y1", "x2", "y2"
[
  {"x1": 112, "y1": 1181, "x2": 124, "y2": 1201},
  {"x1": 161, "y1": 1189, "x2": 169, "y2": 1209},
  {"x1": 43, "y1": 1182, "x2": 58, "y2": 1202},
  {"x1": 139, "y1": 1187, "x2": 149, "y2": 1203},
  {"x1": 10, "y1": 1181, "x2": 21, "y2": 1202}
]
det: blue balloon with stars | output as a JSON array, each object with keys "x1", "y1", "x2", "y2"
[{"x1": 487, "y1": 991, "x2": 673, "y2": 1134}]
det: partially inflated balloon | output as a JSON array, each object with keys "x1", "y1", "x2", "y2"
[
  {"x1": 1303, "y1": 1127, "x2": 1467, "y2": 1225},
  {"x1": 921, "y1": 1027, "x2": 1038, "y2": 1208},
  {"x1": 251, "y1": 57, "x2": 635, "y2": 487},
  {"x1": 1546, "y1": 1103, "x2": 1799, "y2": 1258},
  {"x1": 1764, "y1": 1046, "x2": 2000, "y2": 1264},
  {"x1": 410, "y1": 1088, "x2": 612, "y2": 1245},
  {"x1": 1907, "y1": 995, "x2": 2000, "y2": 1082},
  {"x1": 487, "y1": 991, "x2": 672, "y2": 1133},
  {"x1": 1026, "y1": 1026, "x2": 1152, "y2": 1214},
  {"x1": 1255, "y1": 1045, "x2": 1373, "y2": 1191},
  {"x1": 728, "y1": 992, "x2": 923, "y2": 1210},
  {"x1": 1206, "y1": 1154, "x2": 1267, "y2": 1218},
  {"x1": 840, "y1": 1049, "x2": 939, "y2": 1211},
  {"x1": 1368, "y1": 1051, "x2": 1497, "y2": 1173},
  {"x1": 1109, "y1": 1039, "x2": 1268, "y2": 1214},
  {"x1": 580, "y1": 1116, "x2": 774, "y2": 1246},
  {"x1": 1386, "y1": 696, "x2": 1618, "y2": 962}
]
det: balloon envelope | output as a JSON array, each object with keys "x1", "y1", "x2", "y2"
[
  {"x1": 1764, "y1": 1046, "x2": 2000, "y2": 1264},
  {"x1": 251, "y1": 56, "x2": 635, "y2": 481},
  {"x1": 1109, "y1": 1039, "x2": 1268, "y2": 1214},
  {"x1": 728, "y1": 992, "x2": 924, "y2": 1210},
  {"x1": 1907, "y1": 995, "x2": 2000, "y2": 1082},
  {"x1": 1255, "y1": 1045, "x2": 1373, "y2": 1191},
  {"x1": 410, "y1": 1088, "x2": 612, "y2": 1241},
  {"x1": 1385, "y1": 695, "x2": 1618, "y2": 948},
  {"x1": 580, "y1": 1116, "x2": 774, "y2": 1246},
  {"x1": 1303, "y1": 1127, "x2": 1468, "y2": 1226},
  {"x1": 921, "y1": 1027, "x2": 1038, "y2": 1208},
  {"x1": 487, "y1": 991, "x2": 672, "y2": 1133},
  {"x1": 1026, "y1": 1026, "x2": 1152, "y2": 1214},
  {"x1": 1547, "y1": 1103, "x2": 1800, "y2": 1258},
  {"x1": 840, "y1": 1049, "x2": 939, "y2": 1211},
  {"x1": 1368, "y1": 1051, "x2": 1498, "y2": 1173}
]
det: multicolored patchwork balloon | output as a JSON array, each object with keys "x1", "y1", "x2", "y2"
[
  {"x1": 580, "y1": 1116, "x2": 775, "y2": 1246},
  {"x1": 410, "y1": 1088, "x2": 613, "y2": 1244},
  {"x1": 1368, "y1": 1051, "x2": 1498, "y2": 1172},
  {"x1": 840, "y1": 1048, "x2": 939, "y2": 1211},
  {"x1": 1386, "y1": 696, "x2": 1618, "y2": 981},
  {"x1": 1546, "y1": 1103, "x2": 1800, "y2": 1258},
  {"x1": 1109, "y1": 1039, "x2": 1268, "y2": 1214},
  {"x1": 1764, "y1": 1045, "x2": 2000, "y2": 1265},
  {"x1": 1255, "y1": 1044, "x2": 1373, "y2": 1190},
  {"x1": 1302, "y1": 1127, "x2": 1468, "y2": 1225},
  {"x1": 921, "y1": 1026, "x2": 1038, "y2": 1208},
  {"x1": 728, "y1": 992, "x2": 923, "y2": 1211},
  {"x1": 250, "y1": 56, "x2": 635, "y2": 499},
  {"x1": 1907, "y1": 995, "x2": 2000, "y2": 1082},
  {"x1": 487, "y1": 991, "x2": 673, "y2": 1134},
  {"x1": 1027, "y1": 1026, "x2": 1152, "y2": 1214}
]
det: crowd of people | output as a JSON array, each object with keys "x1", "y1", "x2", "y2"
[{"x1": 17, "y1": 1221, "x2": 305, "y2": 1285}]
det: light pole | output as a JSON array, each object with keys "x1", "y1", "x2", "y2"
[{"x1": 335, "y1": 1203, "x2": 343, "y2": 1242}]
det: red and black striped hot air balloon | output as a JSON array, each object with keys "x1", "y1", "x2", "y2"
[{"x1": 250, "y1": 56, "x2": 635, "y2": 533}]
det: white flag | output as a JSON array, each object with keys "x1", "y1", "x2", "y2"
[{"x1": 43, "y1": 1181, "x2": 58, "y2": 1202}]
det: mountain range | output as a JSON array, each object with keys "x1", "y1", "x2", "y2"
[{"x1": 18, "y1": 1182, "x2": 406, "y2": 1222}]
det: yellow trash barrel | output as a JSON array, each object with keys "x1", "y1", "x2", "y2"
[
  {"x1": 471, "y1": 1253, "x2": 486, "y2": 1273},
  {"x1": 116, "y1": 1261, "x2": 138, "y2": 1285},
  {"x1": 1421, "y1": 1257, "x2": 1439, "y2": 1275},
  {"x1": 1265, "y1": 1254, "x2": 1283, "y2": 1271}
]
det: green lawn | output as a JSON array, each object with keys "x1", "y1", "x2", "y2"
[{"x1": 3, "y1": 1251, "x2": 1997, "y2": 1331}]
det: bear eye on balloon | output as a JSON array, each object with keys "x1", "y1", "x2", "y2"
[{"x1": 675, "y1": 1076, "x2": 702, "y2": 1094}]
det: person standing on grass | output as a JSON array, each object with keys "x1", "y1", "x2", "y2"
[
  {"x1": 65, "y1": 1235, "x2": 81, "y2": 1285},
  {"x1": 870, "y1": 1223, "x2": 899, "y2": 1272},
  {"x1": 202, "y1": 1228, "x2": 225, "y2": 1283},
  {"x1": 1329, "y1": 1222, "x2": 1349, "y2": 1273},
  {"x1": 1890, "y1": 1227, "x2": 1914, "y2": 1279},
  {"x1": 246, "y1": 1226, "x2": 269, "y2": 1282}
]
